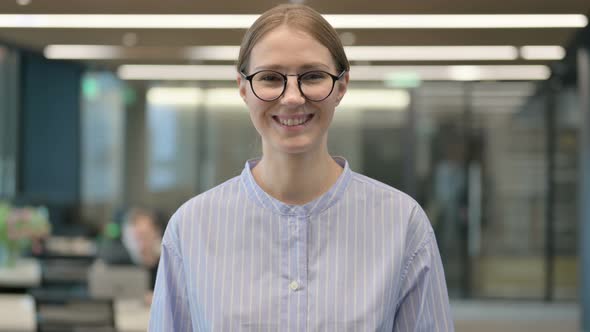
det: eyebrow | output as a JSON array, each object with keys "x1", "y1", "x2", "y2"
[{"x1": 252, "y1": 63, "x2": 332, "y2": 72}]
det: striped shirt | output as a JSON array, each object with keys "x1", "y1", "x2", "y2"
[{"x1": 149, "y1": 157, "x2": 454, "y2": 331}]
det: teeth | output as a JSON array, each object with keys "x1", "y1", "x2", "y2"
[{"x1": 279, "y1": 116, "x2": 308, "y2": 127}]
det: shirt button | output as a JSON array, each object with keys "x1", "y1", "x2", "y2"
[{"x1": 289, "y1": 281, "x2": 300, "y2": 291}]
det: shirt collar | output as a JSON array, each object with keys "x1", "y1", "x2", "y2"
[{"x1": 240, "y1": 156, "x2": 352, "y2": 217}]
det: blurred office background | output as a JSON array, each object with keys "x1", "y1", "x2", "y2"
[{"x1": 0, "y1": 0, "x2": 589, "y2": 331}]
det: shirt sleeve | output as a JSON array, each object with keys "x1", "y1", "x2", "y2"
[
  {"x1": 148, "y1": 235, "x2": 193, "y2": 331},
  {"x1": 393, "y1": 208, "x2": 455, "y2": 332}
]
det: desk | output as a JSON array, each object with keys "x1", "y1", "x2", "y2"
[
  {"x1": 0, "y1": 294, "x2": 36, "y2": 332},
  {"x1": 45, "y1": 236, "x2": 97, "y2": 258},
  {"x1": 114, "y1": 299, "x2": 151, "y2": 332},
  {"x1": 0, "y1": 258, "x2": 41, "y2": 288}
]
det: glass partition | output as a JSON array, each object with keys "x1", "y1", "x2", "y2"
[
  {"x1": 80, "y1": 71, "x2": 125, "y2": 224},
  {"x1": 141, "y1": 79, "x2": 578, "y2": 301},
  {"x1": 553, "y1": 87, "x2": 579, "y2": 300},
  {"x1": 0, "y1": 46, "x2": 19, "y2": 198}
]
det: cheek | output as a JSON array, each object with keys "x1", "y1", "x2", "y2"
[
  {"x1": 319, "y1": 100, "x2": 338, "y2": 116},
  {"x1": 246, "y1": 96, "x2": 273, "y2": 117},
  {"x1": 244, "y1": 88, "x2": 262, "y2": 109},
  {"x1": 246, "y1": 101, "x2": 263, "y2": 120},
  {"x1": 322, "y1": 109, "x2": 336, "y2": 125},
  {"x1": 246, "y1": 102, "x2": 271, "y2": 133}
]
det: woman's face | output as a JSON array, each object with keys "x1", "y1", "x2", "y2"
[{"x1": 238, "y1": 26, "x2": 349, "y2": 156}]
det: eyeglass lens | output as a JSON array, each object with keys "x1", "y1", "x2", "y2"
[{"x1": 250, "y1": 71, "x2": 335, "y2": 101}]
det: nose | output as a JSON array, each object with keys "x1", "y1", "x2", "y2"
[{"x1": 280, "y1": 75, "x2": 305, "y2": 106}]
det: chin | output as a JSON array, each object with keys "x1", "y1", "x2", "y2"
[
  {"x1": 280, "y1": 147, "x2": 312, "y2": 155},
  {"x1": 273, "y1": 138, "x2": 321, "y2": 155}
]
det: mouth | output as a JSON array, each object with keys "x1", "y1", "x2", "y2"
[{"x1": 272, "y1": 114, "x2": 315, "y2": 127}]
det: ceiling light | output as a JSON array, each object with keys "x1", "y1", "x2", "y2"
[
  {"x1": 449, "y1": 66, "x2": 486, "y2": 81},
  {"x1": 44, "y1": 45, "x2": 122, "y2": 59},
  {"x1": 46, "y1": 44, "x2": 556, "y2": 62},
  {"x1": 118, "y1": 64, "x2": 550, "y2": 81},
  {"x1": 118, "y1": 65, "x2": 237, "y2": 80},
  {"x1": 0, "y1": 15, "x2": 258, "y2": 28},
  {"x1": 451, "y1": 65, "x2": 550, "y2": 81},
  {"x1": 350, "y1": 65, "x2": 550, "y2": 81},
  {"x1": 146, "y1": 86, "x2": 409, "y2": 110},
  {"x1": 326, "y1": 14, "x2": 588, "y2": 29},
  {"x1": 345, "y1": 46, "x2": 518, "y2": 61},
  {"x1": 204, "y1": 88, "x2": 244, "y2": 107},
  {"x1": 520, "y1": 45, "x2": 566, "y2": 60},
  {"x1": 184, "y1": 46, "x2": 240, "y2": 61},
  {"x1": 147, "y1": 87, "x2": 203, "y2": 106},
  {"x1": 201, "y1": 88, "x2": 410, "y2": 110},
  {"x1": 43, "y1": 45, "x2": 240, "y2": 60},
  {"x1": 146, "y1": 87, "x2": 244, "y2": 107},
  {"x1": 339, "y1": 89, "x2": 410, "y2": 109},
  {"x1": 0, "y1": 14, "x2": 585, "y2": 29}
]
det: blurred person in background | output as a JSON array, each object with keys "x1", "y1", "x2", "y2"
[
  {"x1": 430, "y1": 126, "x2": 467, "y2": 262},
  {"x1": 149, "y1": 4, "x2": 453, "y2": 331},
  {"x1": 122, "y1": 208, "x2": 162, "y2": 288},
  {"x1": 97, "y1": 206, "x2": 164, "y2": 303}
]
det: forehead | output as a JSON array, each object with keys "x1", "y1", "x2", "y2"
[{"x1": 249, "y1": 25, "x2": 335, "y2": 72}]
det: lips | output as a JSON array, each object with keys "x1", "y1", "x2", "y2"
[{"x1": 272, "y1": 114, "x2": 314, "y2": 127}]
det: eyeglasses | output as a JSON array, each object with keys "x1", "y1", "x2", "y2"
[{"x1": 241, "y1": 70, "x2": 346, "y2": 102}]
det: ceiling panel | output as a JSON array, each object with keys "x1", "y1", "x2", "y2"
[
  {"x1": 0, "y1": 0, "x2": 588, "y2": 14},
  {"x1": 0, "y1": 0, "x2": 588, "y2": 68},
  {"x1": 0, "y1": 29, "x2": 578, "y2": 49}
]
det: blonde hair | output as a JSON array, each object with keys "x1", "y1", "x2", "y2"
[{"x1": 237, "y1": 4, "x2": 349, "y2": 74}]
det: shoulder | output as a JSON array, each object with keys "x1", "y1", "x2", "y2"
[
  {"x1": 181, "y1": 175, "x2": 242, "y2": 211},
  {"x1": 349, "y1": 170, "x2": 420, "y2": 212},
  {"x1": 162, "y1": 175, "x2": 242, "y2": 245},
  {"x1": 349, "y1": 171, "x2": 433, "y2": 247}
]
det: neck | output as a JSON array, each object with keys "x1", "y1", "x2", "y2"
[{"x1": 252, "y1": 145, "x2": 342, "y2": 205}]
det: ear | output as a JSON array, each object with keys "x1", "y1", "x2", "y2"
[
  {"x1": 335, "y1": 71, "x2": 349, "y2": 106},
  {"x1": 237, "y1": 72, "x2": 248, "y2": 103}
]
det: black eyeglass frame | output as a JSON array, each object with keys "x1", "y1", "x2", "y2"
[{"x1": 240, "y1": 70, "x2": 347, "y2": 102}]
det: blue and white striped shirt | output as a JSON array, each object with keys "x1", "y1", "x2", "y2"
[{"x1": 149, "y1": 157, "x2": 454, "y2": 331}]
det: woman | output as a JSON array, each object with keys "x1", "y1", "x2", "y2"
[{"x1": 149, "y1": 4, "x2": 454, "y2": 331}]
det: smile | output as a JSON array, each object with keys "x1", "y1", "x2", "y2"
[{"x1": 273, "y1": 114, "x2": 314, "y2": 127}]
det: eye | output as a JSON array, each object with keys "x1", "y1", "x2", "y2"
[
  {"x1": 301, "y1": 71, "x2": 329, "y2": 82},
  {"x1": 260, "y1": 75, "x2": 280, "y2": 82},
  {"x1": 254, "y1": 71, "x2": 283, "y2": 83}
]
